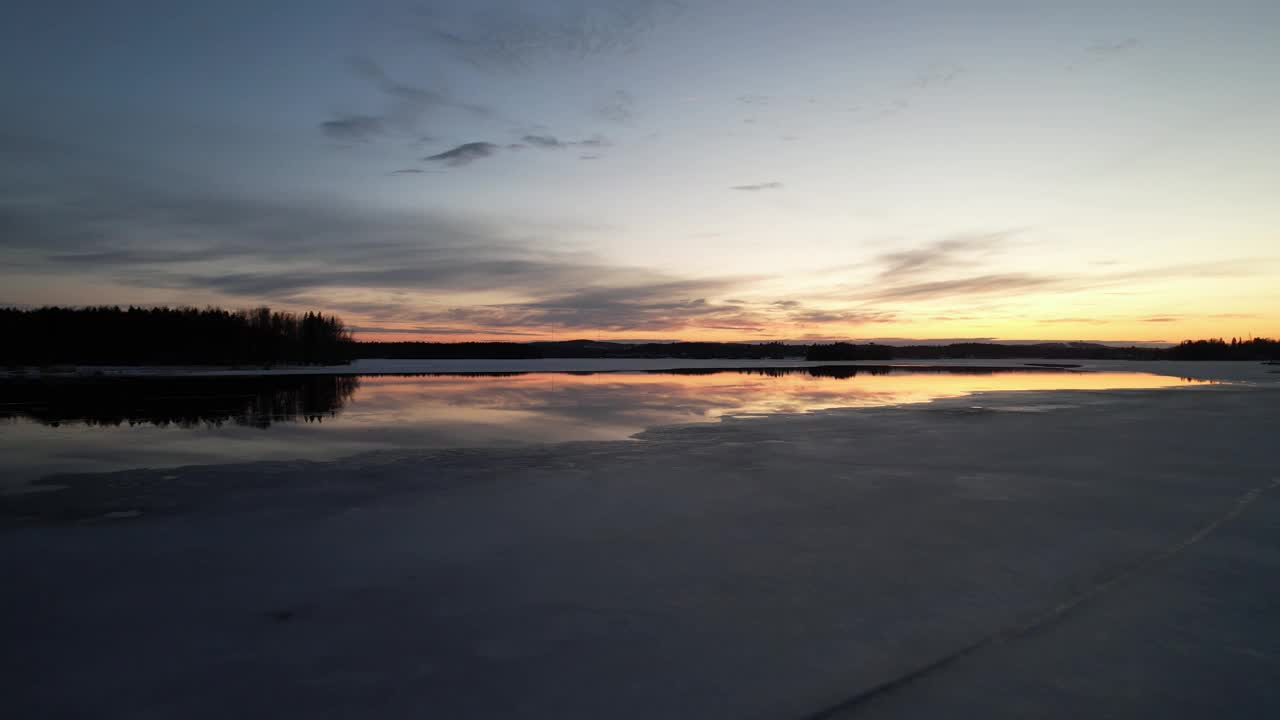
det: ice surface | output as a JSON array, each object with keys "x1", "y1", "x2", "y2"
[{"x1": 2, "y1": 383, "x2": 1278, "y2": 718}]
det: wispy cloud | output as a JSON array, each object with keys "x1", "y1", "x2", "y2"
[
  {"x1": 414, "y1": 1, "x2": 682, "y2": 70},
  {"x1": 867, "y1": 273, "x2": 1058, "y2": 302},
  {"x1": 521, "y1": 134, "x2": 610, "y2": 149},
  {"x1": 320, "y1": 115, "x2": 387, "y2": 142},
  {"x1": 424, "y1": 142, "x2": 501, "y2": 166},
  {"x1": 730, "y1": 182, "x2": 783, "y2": 191},
  {"x1": 595, "y1": 89, "x2": 635, "y2": 123},
  {"x1": 859, "y1": 252, "x2": 1268, "y2": 305},
  {"x1": 0, "y1": 175, "x2": 806, "y2": 334},
  {"x1": 875, "y1": 230, "x2": 1020, "y2": 281},
  {"x1": 522, "y1": 134, "x2": 563, "y2": 149},
  {"x1": 319, "y1": 57, "x2": 488, "y2": 142},
  {"x1": 425, "y1": 135, "x2": 610, "y2": 167}
]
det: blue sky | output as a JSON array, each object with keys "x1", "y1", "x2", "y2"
[{"x1": 2, "y1": 0, "x2": 1277, "y2": 341}]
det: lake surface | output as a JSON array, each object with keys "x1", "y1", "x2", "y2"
[{"x1": 0, "y1": 366, "x2": 1207, "y2": 491}]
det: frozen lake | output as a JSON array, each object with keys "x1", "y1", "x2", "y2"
[
  {"x1": 0, "y1": 364, "x2": 1212, "y2": 491},
  {"x1": 3, "y1": 374, "x2": 1277, "y2": 719}
]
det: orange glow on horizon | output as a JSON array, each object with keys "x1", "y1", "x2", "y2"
[{"x1": 352, "y1": 321, "x2": 1278, "y2": 345}]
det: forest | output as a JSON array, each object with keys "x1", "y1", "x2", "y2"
[
  {"x1": 0, "y1": 306, "x2": 352, "y2": 366},
  {"x1": 808, "y1": 339, "x2": 1278, "y2": 361}
]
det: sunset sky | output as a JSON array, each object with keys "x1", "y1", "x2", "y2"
[{"x1": 2, "y1": 0, "x2": 1277, "y2": 343}]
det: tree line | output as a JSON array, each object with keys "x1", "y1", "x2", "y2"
[
  {"x1": 348, "y1": 339, "x2": 796, "y2": 360},
  {"x1": 805, "y1": 339, "x2": 1277, "y2": 362},
  {"x1": 1, "y1": 306, "x2": 352, "y2": 366},
  {"x1": 1163, "y1": 337, "x2": 1279, "y2": 361}
]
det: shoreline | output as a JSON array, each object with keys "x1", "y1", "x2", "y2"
[{"x1": 3, "y1": 356, "x2": 1278, "y2": 382}]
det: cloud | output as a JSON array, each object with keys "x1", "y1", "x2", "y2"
[
  {"x1": 867, "y1": 273, "x2": 1059, "y2": 302},
  {"x1": 857, "y1": 254, "x2": 1268, "y2": 306},
  {"x1": 169, "y1": 259, "x2": 613, "y2": 298},
  {"x1": 523, "y1": 134, "x2": 563, "y2": 149},
  {"x1": 346, "y1": 56, "x2": 446, "y2": 107},
  {"x1": 388, "y1": 168, "x2": 428, "y2": 175},
  {"x1": 4, "y1": 144, "x2": 1270, "y2": 338},
  {"x1": 0, "y1": 177, "x2": 534, "y2": 279},
  {"x1": 414, "y1": 1, "x2": 681, "y2": 70},
  {"x1": 320, "y1": 115, "x2": 387, "y2": 142},
  {"x1": 319, "y1": 57, "x2": 488, "y2": 142},
  {"x1": 789, "y1": 310, "x2": 896, "y2": 325},
  {"x1": 1106, "y1": 259, "x2": 1262, "y2": 282},
  {"x1": 596, "y1": 89, "x2": 635, "y2": 123},
  {"x1": 0, "y1": 173, "x2": 811, "y2": 335},
  {"x1": 424, "y1": 135, "x2": 609, "y2": 166},
  {"x1": 730, "y1": 182, "x2": 783, "y2": 191},
  {"x1": 875, "y1": 230, "x2": 1020, "y2": 280},
  {"x1": 429, "y1": 278, "x2": 765, "y2": 332},
  {"x1": 1142, "y1": 316, "x2": 1179, "y2": 323},
  {"x1": 424, "y1": 142, "x2": 501, "y2": 166},
  {"x1": 522, "y1": 134, "x2": 611, "y2": 149}
]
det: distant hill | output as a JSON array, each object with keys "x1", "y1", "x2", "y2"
[{"x1": 352, "y1": 340, "x2": 798, "y2": 361}]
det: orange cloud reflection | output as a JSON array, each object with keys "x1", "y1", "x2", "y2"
[{"x1": 346, "y1": 368, "x2": 1208, "y2": 439}]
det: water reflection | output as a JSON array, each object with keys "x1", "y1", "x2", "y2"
[
  {"x1": 0, "y1": 366, "x2": 1208, "y2": 489},
  {"x1": 0, "y1": 375, "x2": 360, "y2": 428}
]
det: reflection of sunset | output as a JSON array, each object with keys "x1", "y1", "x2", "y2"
[
  {"x1": 352, "y1": 369, "x2": 1209, "y2": 426},
  {"x1": 1, "y1": 368, "x2": 1215, "y2": 490}
]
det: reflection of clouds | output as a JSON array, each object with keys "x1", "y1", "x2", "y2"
[
  {"x1": 350, "y1": 369, "x2": 1193, "y2": 432},
  {"x1": 2, "y1": 370, "x2": 1201, "y2": 489}
]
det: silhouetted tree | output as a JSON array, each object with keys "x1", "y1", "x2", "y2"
[
  {"x1": 0, "y1": 306, "x2": 352, "y2": 366},
  {"x1": 1166, "y1": 337, "x2": 1278, "y2": 361}
]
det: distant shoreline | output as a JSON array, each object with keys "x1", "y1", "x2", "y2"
[
  {"x1": 2, "y1": 357, "x2": 1276, "y2": 385},
  {"x1": 6, "y1": 307, "x2": 1275, "y2": 367}
]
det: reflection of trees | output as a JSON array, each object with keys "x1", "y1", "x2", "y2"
[
  {"x1": 0, "y1": 365, "x2": 1077, "y2": 432},
  {"x1": 0, "y1": 376, "x2": 360, "y2": 429},
  {"x1": 654, "y1": 365, "x2": 1039, "y2": 379}
]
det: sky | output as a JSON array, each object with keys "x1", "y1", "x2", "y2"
[{"x1": 2, "y1": 0, "x2": 1277, "y2": 343}]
